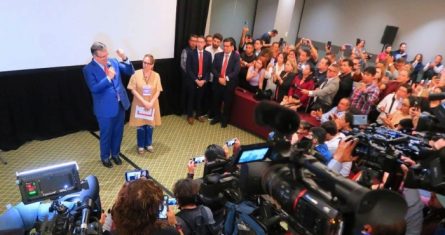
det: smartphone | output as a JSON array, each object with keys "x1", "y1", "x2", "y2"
[
  {"x1": 226, "y1": 138, "x2": 237, "y2": 147},
  {"x1": 352, "y1": 115, "x2": 368, "y2": 126},
  {"x1": 327, "y1": 41, "x2": 332, "y2": 49},
  {"x1": 125, "y1": 169, "x2": 149, "y2": 182},
  {"x1": 168, "y1": 198, "x2": 177, "y2": 206},
  {"x1": 158, "y1": 195, "x2": 168, "y2": 219},
  {"x1": 192, "y1": 156, "x2": 206, "y2": 164}
]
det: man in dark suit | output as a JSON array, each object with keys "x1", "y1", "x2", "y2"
[
  {"x1": 185, "y1": 36, "x2": 212, "y2": 124},
  {"x1": 180, "y1": 35, "x2": 198, "y2": 115},
  {"x1": 332, "y1": 59, "x2": 354, "y2": 107},
  {"x1": 210, "y1": 38, "x2": 241, "y2": 128},
  {"x1": 83, "y1": 42, "x2": 135, "y2": 168}
]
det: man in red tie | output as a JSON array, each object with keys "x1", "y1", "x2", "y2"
[
  {"x1": 210, "y1": 38, "x2": 241, "y2": 128},
  {"x1": 185, "y1": 36, "x2": 212, "y2": 124}
]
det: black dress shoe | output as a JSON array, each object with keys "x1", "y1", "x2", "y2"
[
  {"x1": 102, "y1": 159, "x2": 113, "y2": 168},
  {"x1": 112, "y1": 156, "x2": 122, "y2": 165},
  {"x1": 221, "y1": 122, "x2": 227, "y2": 128},
  {"x1": 210, "y1": 119, "x2": 220, "y2": 125}
]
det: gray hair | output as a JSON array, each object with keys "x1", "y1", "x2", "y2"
[
  {"x1": 90, "y1": 41, "x2": 107, "y2": 56},
  {"x1": 143, "y1": 54, "x2": 155, "y2": 65}
]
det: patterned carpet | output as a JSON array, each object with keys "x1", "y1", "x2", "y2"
[{"x1": 0, "y1": 115, "x2": 263, "y2": 214}]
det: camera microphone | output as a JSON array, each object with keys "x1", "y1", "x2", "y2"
[
  {"x1": 79, "y1": 175, "x2": 100, "y2": 234},
  {"x1": 255, "y1": 101, "x2": 300, "y2": 135}
]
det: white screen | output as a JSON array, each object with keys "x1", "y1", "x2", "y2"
[{"x1": 0, "y1": 0, "x2": 177, "y2": 72}]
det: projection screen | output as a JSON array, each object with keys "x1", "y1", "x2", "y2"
[{"x1": 0, "y1": 0, "x2": 177, "y2": 72}]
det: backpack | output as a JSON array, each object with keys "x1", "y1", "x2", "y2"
[{"x1": 176, "y1": 205, "x2": 218, "y2": 235}]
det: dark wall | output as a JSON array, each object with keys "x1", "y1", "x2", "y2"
[{"x1": 0, "y1": 59, "x2": 180, "y2": 151}]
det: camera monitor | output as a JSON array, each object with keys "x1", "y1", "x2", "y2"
[
  {"x1": 16, "y1": 161, "x2": 82, "y2": 204},
  {"x1": 234, "y1": 143, "x2": 271, "y2": 164}
]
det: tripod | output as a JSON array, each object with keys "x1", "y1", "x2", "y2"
[{"x1": 0, "y1": 150, "x2": 6, "y2": 165}]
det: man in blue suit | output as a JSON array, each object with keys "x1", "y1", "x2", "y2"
[
  {"x1": 210, "y1": 38, "x2": 240, "y2": 128},
  {"x1": 83, "y1": 42, "x2": 135, "y2": 168},
  {"x1": 185, "y1": 36, "x2": 212, "y2": 124}
]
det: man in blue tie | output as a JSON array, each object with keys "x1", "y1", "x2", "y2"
[{"x1": 83, "y1": 42, "x2": 135, "y2": 168}]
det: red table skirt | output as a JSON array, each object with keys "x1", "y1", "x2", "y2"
[{"x1": 230, "y1": 88, "x2": 320, "y2": 139}]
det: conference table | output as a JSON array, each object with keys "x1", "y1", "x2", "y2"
[{"x1": 230, "y1": 87, "x2": 320, "y2": 139}]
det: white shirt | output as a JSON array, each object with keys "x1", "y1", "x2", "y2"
[
  {"x1": 205, "y1": 45, "x2": 223, "y2": 61},
  {"x1": 325, "y1": 132, "x2": 345, "y2": 155},
  {"x1": 376, "y1": 93, "x2": 402, "y2": 124},
  {"x1": 320, "y1": 107, "x2": 346, "y2": 123},
  {"x1": 326, "y1": 132, "x2": 351, "y2": 177}
]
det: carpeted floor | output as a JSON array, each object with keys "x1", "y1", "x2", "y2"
[{"x1": 0, "y1": 115, "x2": 263, "y2": 214}]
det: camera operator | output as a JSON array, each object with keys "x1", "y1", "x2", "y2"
[
  {"x1": 308, "y1": 126, "x2": 332, "y2": 164},
  {"x1": 328, "y1": 138, "x2": 409, "y2": 235},
  {"x1": 173, "y1": 178, "x2": 220, "y2": 235},
  {"x1": 335, "y1": 138, "x2": 445, "y2": 235},
  {"x1": 186, "y1": 139, "x2": 241, "y2": 180},
  {"x1": 109, "y1": 178, "x2": 181, "y2": 235}
]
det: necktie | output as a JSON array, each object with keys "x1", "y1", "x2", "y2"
[
  {"x1": 198, "y1": 51, "x2": 203, "y2": 78},
  {"x1": 388, "y1": 95, "x2": 396, "y2": 114},
  {"x1": 221, "y1": 54, "x2": 229, "y2": 78},
  {"x1": 313, "y1": 80, "x2": 328, "y2": 103},
  {"x1": 105, "y1": 64, "x2": 120, "y2": 101},
  {"x1": 319, "y1": 80, "x2": 328, "y2": 89},
  {"x1": 104, "y1": 64, "x2": 109, "y2": 75}
]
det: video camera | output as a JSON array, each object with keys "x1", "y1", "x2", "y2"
[
  {"x1": 0, "y1": 162, "x2": 102, "y2": 235},
  {"x1": 200, "y1": 101, "x2": 408, "y2": 235},
  {"x1": 342, "y1": 122, "x2": 445, "y2": 194}
]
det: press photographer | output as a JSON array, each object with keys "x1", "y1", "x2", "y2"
[
  {"x1": 335, "y1": 110, "x2": 445, "y2": 234},
  {"x1": 204, "y1": 101, "x2": 409, "y2": 235},
  {"x1": 109, "y1": 177, "x2": 180, "y2": 235},
  {"x1": 186, "y1": 139, "x2": 241, "y2": 180},
  {"x1": 172, "y1": 178, "x2": 220, "y2": 235}
]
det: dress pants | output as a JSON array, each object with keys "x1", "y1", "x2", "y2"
[
  {"x1": 203, "y1": 81, "x2": 214, "y2": 118},
  {"x1": 186, "y1": 81, "x2": 205, "y2": 117},
  {"x1": 212, "y1": 84, "x2": 235, "y2": 124},
  {"x1": 97, "y1": 105, "x2": 125, "y2": 160}
]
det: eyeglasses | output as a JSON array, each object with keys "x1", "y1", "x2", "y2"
[
  {"x1": 143, "y1": 61, "x2": 153, "y2": 65},
  {"x1": 328, "y1": 68, "x2": 337, "y2": 72}
]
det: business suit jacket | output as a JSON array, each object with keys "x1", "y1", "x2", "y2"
[
  {"x1": 212, "y1": 52, "x2": 241, "y2": 90},
  {"x1": 83, "y1": 58, "x2": 135, "y2": 118},
  {"x1": 186, "y1": 49, "x2": 212, "y2": 82},
  {"x1": 332, "y1": 73, "x2": 353, "y2": 106},
  {"x1": 312, "y1": 76, "x2": 340, "y2": 107}
]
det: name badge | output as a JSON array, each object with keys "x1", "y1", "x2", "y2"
[{"x1": 142, "y1": 85, "x2": 152, "y2": 96}]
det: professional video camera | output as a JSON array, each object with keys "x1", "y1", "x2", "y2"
[
  {"x1": 201, "y1": 101, "x2": 408, "y2": 235},
  {"x1": 340, "y1": 113, "x2": 445, "y2": 193},
  {"x1": 0, "y1": 162, "x2": 102, "y2": 235}
]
